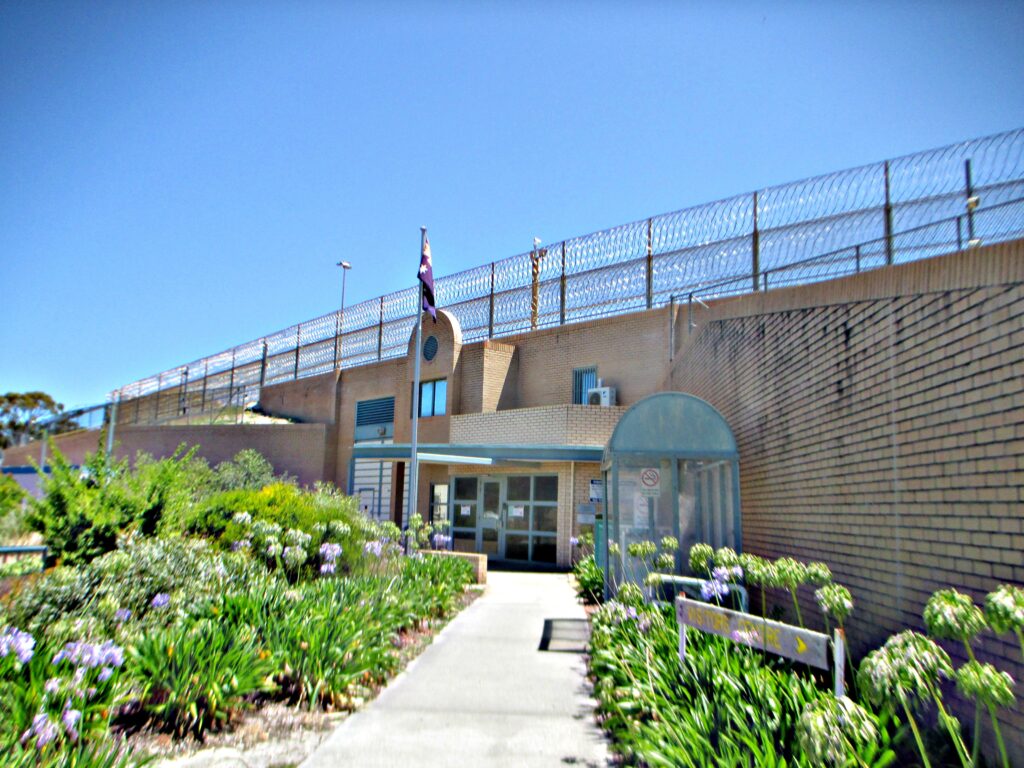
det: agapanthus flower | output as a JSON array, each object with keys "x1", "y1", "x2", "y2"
[
  {"x1": 955, "y1": 660, "x2": 1015, "y2": 708},
  {"x1": 283, "y1": 545, "x2": 307, "y2": 568},
  {"x1": 114, "y1": 608, "x2": 132, "y2": 623},
  {"x1": 701, "y1": 579, "x2": 729, "y2": 601},
  {"x1": 98, "y1": 666, "x2": 114, "y2": 683},
  {"x1": 797, "y1": 696, "x2": 878, "y2": 765},
  {"x1": 320, "y1": 542, "x2": 343, "y2": 562},
  {"x1": 774, "y1": 557, "x2": 808, "y2": 590},
  {"x1": 285, "y1": 528, "x2": 312, "y2": 548},
  {"x1": 0, "y1": 627, "x2": 35, "y2": 663},
  {"x1": 857, "y1": 631, "x2": 953, "y2": 707},
  {"x1": 327, "y1": 520, "x2": 351, "y2": 538},
  {"x1": 21, "y1": 712, "x2": 58, "y2": 749},
  {"x1": 655, "y1": 552, "x2": 675, "y2": 570},
  {"x1": 806, "y1": 562, "x2": 833, "y2": 585},
  {"x1": 231, "y1": 511, "x2": 252, "y2": 526},
  {"x1": 431, "y1": 533, "x2": 452, "y2": 549},
  {"x1": 320, "y1": 562, "x2": 337, "y2": 575},
  {"x1": 363, "y1": 540, "x2": 384, "y2": 558},
  {"x1": 714, "y1": 547, "x2": 740, "y2": 569},
  {"x1": 150, "y1": 593, "x2": 171, "y2": 609},
  {"x1": 569, "y1": 536, "x2": 580, "y2": 547},
  {"x1": 688, "y1": 543, "x2": 713, "y2": 575},
  {"x1": 616, "y1": 582, "x2": 644, "y2": 607},
  {"x1": 743, "y1": 555, "x2": 777, "y2": 588},
  {"x1": 230, "y1": 539, "x2": 251, "y2": 552},
  {"x1": 44, "y1": 678, "x2": 61, "y2": 695},
  {"x1": 627, "y1": 541, "x2": 657, "y2": 559},
  {"x1": 265, "y1": 540, "x2": 283, "y2": 558},
  {"x1": 923, "y1": 589, "x2": 987, "y2": 643},
  {"x1": 61, "y1": 709, "x2": 81, "y2": 742},
  {"x1": 984, "y1": 584, "x2": 1024, "y2": 635},
  {"x1": 711, "y1": 566, "x2": 733, "y2": 583},
  {"x1": 816, "y1": 583, "x2": 854, "y2": 624},
  {"x1": 659, "y1": 536, "x2": 679, "y2": 552}
]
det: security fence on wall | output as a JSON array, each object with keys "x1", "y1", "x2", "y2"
[{"x1": 111, "y1": 129, "x2": 1024, "y2": 424}]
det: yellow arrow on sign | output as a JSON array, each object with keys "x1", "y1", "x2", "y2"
[{"x1": 796, "y1": 637, "x2": 807, "y2": 654}]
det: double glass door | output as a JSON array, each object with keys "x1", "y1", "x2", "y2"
[{"x1": 451, "y1": 475, "x2": 559, "y2": 564}]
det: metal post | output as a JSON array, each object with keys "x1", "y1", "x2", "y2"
[
  {"x1": 335, "y1": 261, "x2": 352, "y2": 370},
  {"x1": 855, "y1": 245, "x2": 861, "y2": 273},
  {"x1": 293, "y1": 324, "x2": 301, "y2": 379},
  {"x1": 964, "y1": 159, "x2": 977, "y2": 244},
  {"x1": 257, "y1": 343, "x2": 266, "y2": 388},
  {"x1": 180, "y1": 367, "x2": 189, "y2": 417},
  {"x1": 884, "y1": 161, "x2": 894, "y2": 265},
  {"x1": 956, "y1": 217, "x2": 963, "y2": 251},
  {"x1": 154, "y1": 372, "x2": 162, "y2": 422},
  {"x1": 530, "y1": 240, "x2": 545, "y2": 330},
  {"x1": 762, "y1": 272, "x2": 768, "y2": 291},
  {"x1": 688, "y1": 292, "x2": 694, "y2": 334},
  {"x1": 106, "y1": 392, "x2": 120, "y2": 454},
  {"x1": 200, "y1": 361, "x2": 208, "y2": 416},
  {"x1": 559, "y1": 242, "x2": 567, "y2": 325},
  {"x1": 645, "y1": 218, "x2": 654, "y2": 309},
  {"x1": 833, "y1": 628, "x2": 846, "y2": 698},
  {"x1": 408, "y1": 228, "x2": 427, "y2": 528},
  {"x1": 669, "y1": 295, "x2": 676, "y2": 361},
  {"x1": 488, "y1": 262, "x2": 495, "y2": 338},
  {"x1": 751, "y1": 191, "x2": 761, "y2": 292},
  {"x1": 377, "y1": 296, "x2": 384, "y2": 361}
]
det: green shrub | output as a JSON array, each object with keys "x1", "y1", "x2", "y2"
[
  {"x1": 0, "y1": 473, "x2": 28, "y2": 542},
  {"x1": 128, "y1": 618, "x2": 274, "y2": 737},
  {"x1": 573, "y1": 554, "x2": 604, "y2": 604}
]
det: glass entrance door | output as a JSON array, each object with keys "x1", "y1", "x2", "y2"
[{"x1": 480, "y1": 479, "x2": 504, "y2": 558}]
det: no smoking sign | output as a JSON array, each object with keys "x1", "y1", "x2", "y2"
[{"x1": 639, "y1": 467, "x2": 660, "y2": 497}]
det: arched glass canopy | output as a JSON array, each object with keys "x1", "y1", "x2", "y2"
[{"x1": 600, "y1": 392, "x2": 741, "y2": 595}]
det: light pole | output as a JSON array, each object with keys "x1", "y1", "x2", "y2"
[{"x1": 335, "y1": 261, "x2": 352, "y2": 370}]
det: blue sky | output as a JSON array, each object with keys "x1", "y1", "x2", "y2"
[{"x1": 2, "y1": 1, "x2": 1022, "y2": 410}]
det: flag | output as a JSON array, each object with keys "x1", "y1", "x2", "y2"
[{"x1": 419, "y1": 232, "x2": 437, "y2": 321}]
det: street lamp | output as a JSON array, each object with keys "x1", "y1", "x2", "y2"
[{"x1": 334, "y1": 261, "x2": 352, "y2": 370}]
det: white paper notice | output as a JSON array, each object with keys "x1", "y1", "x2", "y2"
[
  {"x1": 510, "y1": 505, "x2": 525, "y2": 518},
  {"x1": 460, "y1": 505, "x2": 472, "y2": 517}
]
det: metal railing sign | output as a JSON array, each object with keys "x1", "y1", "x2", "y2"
[{"x1": 676, "y1": 596, "x2": 846, "y2": 697}]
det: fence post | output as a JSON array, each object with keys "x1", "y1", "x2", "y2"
[
  {"x1": 559, "y1": 242, "x2": 567, "y2": 325},
  {"x1": 106, "y1": 393, "x2": 119, "y2": 455},
  {"x1": 751, "y1": 191, "x2": 761, "y2": 292},
  {"x1": 884, "y1": 161, "x2": 894, "y2": 265},
  {"x1": 257, "y1": 343, "x2": 267, "y2": 388},
  {"x1": 956, "y1": 217, "x2": 963, "y2": 251},
  {"x1": 333, "y1": 311, "x2": 341, "y2": 370},
  {"x1": 488, "y1": 263, "x2": 495, "y2": 338},
  {"x1": 646, "y1": 218, "x2": 654, "y2": 309},
  {"x1": 200, "y1": 361, "x2": 209, "y2": 416},
  {"x1": 154, "y1": 372, "x2": 162, "y2": 422},
  {"x1": 669, "y1": 295, "x2": 675, "y2": 361},
  {"x1": 180, "y1": 367, "x2": 189, "y2": 418},
  {"x1": 293, "y1": 325, "x2": 301, "y2": 379},
  {"x1": 377, "y1": 297, "x2": 384, "y2": 361},
  {"x1": 964, "y1": 159, "x2": 977, "y2": 244},
  {"x1": 855, "y1": 245, "x2": 861, "y2": 273},
  {"x1": 687, "y1": 292, "x2": 694, "y2": 334}
]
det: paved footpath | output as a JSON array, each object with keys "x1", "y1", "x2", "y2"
[{"x1": 301, "y1": 571, "x2": 610, "y2": 768}]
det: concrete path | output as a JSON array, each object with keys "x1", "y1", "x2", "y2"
[{"x1": 301, "y1": 571, "x2": 610, "y2": 768}]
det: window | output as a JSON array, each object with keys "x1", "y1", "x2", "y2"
[
  {"x1": 413, "y1": 378, "x2": 447, "y2": 417},
  {"x1": 572, "y1": 367, "x2": 598, "y2": 404}
]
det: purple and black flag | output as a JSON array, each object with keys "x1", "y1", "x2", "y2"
[{"x1": 419, "y1": 232, "x2": 437, "y2": 321}]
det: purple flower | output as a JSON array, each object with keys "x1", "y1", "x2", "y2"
[
  {"x1": 21, "y1": 713, "x2": 57, "y2": 749},
  {"x1": 1, "y1": 627, "x2": 36, "y2": 664},
  {"x1": 638, "y1": 616, "x2": 652, "y2": 635},
  {"x1": 431, "y1": 533, "x2": 451, "y2": 549},
  {"x1": 363, "y1": 540, "x2": 384, "y2": 558},
  {"x1": 569, "y1": 537, "x2": 580, "y2": 547},
  {"x1": 701, "y1": 579, "x2": 730, "y2": 601},
  {"x1": 231, "y1": 538, "x2": 251, "y2": 552},
  {"x1": 319, "y1": 542, "x2": 343, "y2": 562},
  {"x1": 151, "y1": 593, "x2": 171, "y2": 609},
  {"x1": 62, "y1": 709, "x2": 81, "y2": 741},
  {"x1": 114, "y1": 608, "x2": 132, "y2": 623},
  {"x1": 44, "y1": 678, "x2": 60, "y2": 695},
  {"x1": 100, "y1": 640, "x2": 124, "y2": 667},
  {"x1": 731, "y1": 565, "x2": 744, "y2": 580},
  {"x1": 320, "y1": 562, "x2": 336, "y2": 574},
  {"x1": 98, "y1": 666, "x2": 114, "y2": 682},
  {"x1": 711, "y1": 566, "x2": 732, "y2": 582}
]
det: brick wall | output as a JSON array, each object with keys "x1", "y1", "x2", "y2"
[
  {"x1": 450, "y1": 405, "x2": 626, "y2": 446},
  {"x1": 668, "y1": 240, "x2": 1024, "y2": 758}
]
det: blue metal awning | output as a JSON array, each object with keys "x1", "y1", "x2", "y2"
[{"x1": 350, "y1": 443, "x2": 604, "y2": 465}]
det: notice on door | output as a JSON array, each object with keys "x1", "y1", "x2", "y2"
[
  {"x1": 509, "y1": 505, "x2": 525, "y2": 518},
  {"x1": 640, "y1": 467, "x2": 661, "y2": 497},
  {"x1": 459, "y1": 505, "x2": 472, "y2": 517}
]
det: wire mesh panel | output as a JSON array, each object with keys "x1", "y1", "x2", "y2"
[{"x1": 111, "y1": 128, "x2": 1024, "y2": 423}]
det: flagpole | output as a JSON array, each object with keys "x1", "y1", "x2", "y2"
[{"x1": 408, "y1": 227, "x2": 426, "y2": 532}]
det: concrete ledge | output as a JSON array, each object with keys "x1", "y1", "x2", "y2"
[{"x1": 423, "y1": 550, "x2": 487, "y2": 585}]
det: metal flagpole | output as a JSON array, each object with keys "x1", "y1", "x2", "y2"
[{"x1": 407, "y1": 227, "x2": 427, "y2": 531}]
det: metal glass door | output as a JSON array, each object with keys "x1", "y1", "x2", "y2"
[{"x1": 480, "y1": 479, "x2": 504, "y2": 559}]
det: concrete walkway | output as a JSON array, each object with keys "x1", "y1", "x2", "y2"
[{"x1": 301, "y1": 571, "x2": 610, "y2": 768}]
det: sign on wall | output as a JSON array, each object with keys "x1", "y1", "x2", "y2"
[{"x1": 589, "y1": 479, "x2": 603, "y2": 503}]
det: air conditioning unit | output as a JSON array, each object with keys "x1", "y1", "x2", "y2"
[{"x1": 587, "y1": 386, "x2": 617, "y2": 407}]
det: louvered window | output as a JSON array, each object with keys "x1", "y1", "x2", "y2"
[
  {"x1": 572, "y1": 367, "x2": 598, "y2": 404},
  {"x1": 355, "y1": 397, "x2": 395, "y2": 440}
]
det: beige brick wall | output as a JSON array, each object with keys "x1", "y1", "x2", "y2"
[
  {"x1": 668, "y1": 240, "x2": 1024, "y2": 758},
  {"x1": 451, "y1": 405, "x2": 626, "y2": 446}
]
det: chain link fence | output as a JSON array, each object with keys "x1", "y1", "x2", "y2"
[{"x1": 111, "y1": 129, "x2": 1024, "y2": 424}]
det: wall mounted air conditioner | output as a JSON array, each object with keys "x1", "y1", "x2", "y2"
[{"x1": 587, "y1": 386, "x2": 617, "y2": 407}]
